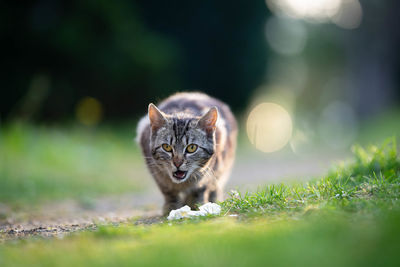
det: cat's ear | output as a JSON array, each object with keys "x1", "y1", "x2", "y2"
[
  {"x1": 148, "y1": 103, "x2": 167, "y2": 131},
  {"x1": 198, "y1": 107, "x2": 218, "y2": 135}
]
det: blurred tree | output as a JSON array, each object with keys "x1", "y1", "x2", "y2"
[
  {"x1": 1, "y1": 0, "x2": 182, "y2": 121},
  {"x1": 136, "y1": 0, "x2": 269, "y2": 112},
  {"x1": 1, "y1": 0, "x2": 269, "y2": 121}
]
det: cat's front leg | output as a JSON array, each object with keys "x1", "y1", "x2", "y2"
[
  {"x1": 184, "y1": 187, "x2": 208, "y2": 209},
  {"x1": 208, "y1": 186, "x2": 223, "y2": 203},
  {"x1": 162, "y1": 192, "x2": 182, "y2": 215}
]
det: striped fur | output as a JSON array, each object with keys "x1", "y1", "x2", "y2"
[{"x1": 137, "y1": 92, "x2": 237, "y2": 215}]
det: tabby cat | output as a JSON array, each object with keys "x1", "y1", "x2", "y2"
[{"x1": 136, "y1": 92, "x2": 237, "y2": 215}]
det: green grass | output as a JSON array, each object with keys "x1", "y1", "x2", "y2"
[
  {"x1": 222, "y1": 138, "x2": 399, "y2": 215},
  {"x1": 0, "y1": 123, "x2": 147, "y2": 207},
  {"x1": 0, "y1": 139, "x2": 399, "y2": 266}
]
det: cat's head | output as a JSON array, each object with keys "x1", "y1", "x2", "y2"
[{"x1": 148, "y1": 103, "x2": 218, "y2": 184}]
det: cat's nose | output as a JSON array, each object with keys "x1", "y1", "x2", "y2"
[{"x1": 173, "y1": 158, "x2": 183, "y2": 168}]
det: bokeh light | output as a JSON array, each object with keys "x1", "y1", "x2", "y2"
[
  {"x1": 75, "y1": 97, "x2": 103, "y2": 126},
  {"x1": 266, "y1": 0, "x2": 363, "y2": 29},
  {"x1": 332, "y1": 0, "x2": 362, "y2": 29},
  {"x1": 266, "y1": 0, "x2": 341, "y2": 22},
  {"x1": 246, "y1": 103, "x2": 293, "y2": 153}
]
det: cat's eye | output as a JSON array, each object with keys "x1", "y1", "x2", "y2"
[
  {"x1": 162, "y1": 144, "x2": 172, "y2": 152},
  {"x1": 186, "y1": 144, "x2": 198, "y2": 153}
]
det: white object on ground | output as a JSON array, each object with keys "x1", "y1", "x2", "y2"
[
  {"x1": 167, "y1": 205, "x2": 191, "y2": 220},
  {"x1": 167, "y1": 202, "x2": 221, "y2": 220},
  {"x1": 198, "y1": 202, "x2": 221, "y2": 215}
]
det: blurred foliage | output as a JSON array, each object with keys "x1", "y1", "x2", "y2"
[
  {"x1": 0, "y1": 123, "x2": 147, "y2": 206},
  {"x1": 1, "y1": 0, "x2": 268, "y2": 121},
  {"x1": 358, "y1": 108, "x2": 400, "y2": 145}
]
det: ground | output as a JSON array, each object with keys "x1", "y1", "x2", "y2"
[{"x1": 0, "y1": 119, "x2": 399, "y2": 266}]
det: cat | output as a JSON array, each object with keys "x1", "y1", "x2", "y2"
[{"x1": 136, "y1": 92, "x2": 237, "y2": 215}]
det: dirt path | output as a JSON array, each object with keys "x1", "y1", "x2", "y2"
[
  {"x1": 0, "y1": 150, "x2": 347, "y2": 241},
  {"x1": 0, "y1": 193, "x2": 162, "y2": 242}
]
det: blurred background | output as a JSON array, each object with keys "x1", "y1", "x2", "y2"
[{"x1": 1, "y1": 0, "x2": 399, "y2": 217}]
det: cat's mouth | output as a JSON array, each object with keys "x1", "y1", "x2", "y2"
[{"x1": 173, "y1": 170, "x2": 187, "y2": 180}]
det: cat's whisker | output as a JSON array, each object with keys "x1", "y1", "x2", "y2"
[{"x1": 203, "y1": 168, "x2": 218, "y2": 183}]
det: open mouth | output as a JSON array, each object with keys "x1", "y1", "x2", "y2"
[{"x1": 173, "y1": 170, "x2": 187, "y2": 180}]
